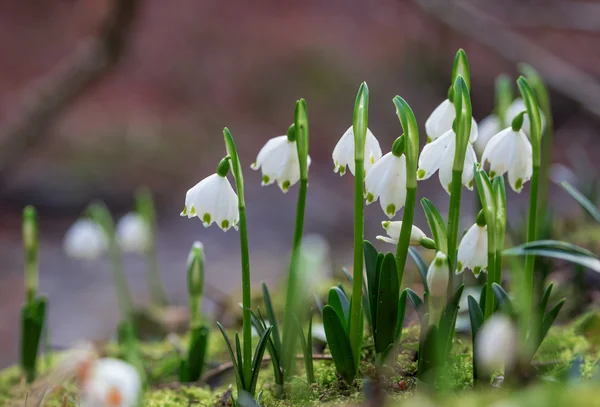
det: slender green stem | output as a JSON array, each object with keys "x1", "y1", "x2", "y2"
[
  {"x1": 484, "y1": 233, "x2": 496, "y2": 320},
  {"x1": 349, "y1": 159, "x2": 365, "y2": 371},
  {"x1": 107, "y1": 236, "x2": 134, "y2": 322},
  {"x1": 144, "y1": 246, "x2": 168, "y2": 307},
  {"x1": 446, "y1": 170, "x2": 463, "y2": 296},
  {"x1": 238, "y1": 205, "x2": 253, "y2": 386},
  {"x1": 282, "y1": 177, "x2": 307, "y2": 376},
  {"x1": 396, "y1": 187, "x2": 417, "y2": 285},
  {"x1": 524, "y1": 166, "x2": 540, "y2": 320}
]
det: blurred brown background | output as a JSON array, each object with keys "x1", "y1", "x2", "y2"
[{"x1": 1, "y1": 0, "x2": 600, "y2": 368}]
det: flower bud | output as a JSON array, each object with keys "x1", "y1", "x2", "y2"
[
  {"x1": 187, "y1": 242, "x2": 204, "y2": 298},
  {"x1": 426, "y1": 252, "x2": 449, "y2": 297},
  {"x1": 475, "y1": 314, "x2": 518, "y2": 374},
  {"x1": 116, "y1": 213, "x2": 151, "y2": 254}
]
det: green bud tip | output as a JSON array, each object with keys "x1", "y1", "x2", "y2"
[
  {"x1": 286, "y1": 124, "x2": 296, "y2": 142},
  {"x1": 386, "y1": 204, "x2": 396, "y2": 216},
  {"x1": 391, "y1": 135, "x2": 405, "y2": 157},
  {"x1": 434, "y1": 252, "x2": 447, "y2": 267},
  {"x1": 216, "y1": 156, "x2": 231, "y2": 177},
  {"x1": 23, "y1": 205, "x2": 37, "y2": 250},
  {"x1": 476, "y1": 210, "x2": 487, "y2": 227},
  {"x1": 187, "y1": 241, "x2": 205, "y2": 296},
  {"x1": 511, "y1": 111, "x2": 526, "y2": 131},
  {"x1": 420, "y1": 238, "x2": 437, "y2": 250},
  {"x1": 366, "y1": 192, "x2": 374, "y2": 203}
]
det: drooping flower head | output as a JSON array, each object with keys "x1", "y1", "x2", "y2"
[
  {"x1": 64, "y1": 219, "x2": 108, "y2": 260},
  {"x1": 417, "y1": 129, "x2": 478, "y2": 193},
  {"x1": 482, "y1": 113, "x2": 533, "y2": 192},
  {"x1": 457, "y1": 213, "x2": 488, "y2": 276},
  {"x1": 376, "y1": 221, "x2": 435, "y2": 249},
  {"x1": 427, "y1": 251, "x2": 449, "y2": 297},
  {"x1": 332, "y1": 126, "x2": 382, "y2": 176},
  {"x1": 251, "y1": 126, "x2": 311, "y2": 192},
  {"x1": 81, "y1": 358, "x2": 141, "y2": 407},
  {"x1": 181, "y1": 157, "x2": 239, "y2": 231},
  {"x1": 364, "y1": 136, "x2": 407, "y2": 218},
  {"x1": 116, "y1": 213, "x2": 151, "y2": 254},
  {"x1": 425, "y1": 99, "x2": 478, "y2": 143}
]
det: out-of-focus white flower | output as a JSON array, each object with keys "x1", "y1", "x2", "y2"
[
  {"x1": 427, "y1": 251, "x2": 449, "y2": 297},
  {"x1": 457, "y1": 223, "x2": 488, "y2": 277},
  {"x1": 473, "y1": 115, "x2": 501, "y2": 158},
  {"x1": 332, "y1": 126, "x2": 382, "y2": 176},
  {"x1": 376, "y1": 221, "x2": 428, "y2": 246},
  {"x1": 476, "y1": 315, "x2": 518, "y2": 374},
  {"x1": 364, "y1": 152, "x2": 407, "y2": 218},
  {"x1": 180, "y1": 173, "x2": 239, "y2": 231},
  {"x1": 116, "y1": 213, "x2": 151, "y2": 254},
  {"x1": 417, "y1": 129, "x2": 478, "y2": 193},
  {"x1": 64, "y1": 219, "x2": 108, "y2": 260},
  {"x1": 250, "y1": 135, "x2": 310, "y2": 192},
  {"x1": 425, "y1": 99, "x2": 478, "y2": 143},
  {"x1": 482, "y1": 127, "x2": 532, "y2": 192},
  {"x1": 81, "y1": 358, "x2": 141, "y2": 407}
]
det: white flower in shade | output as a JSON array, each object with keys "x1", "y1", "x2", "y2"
[
  {"x1": 364, "y1": 152, "x2": 407, "y2": 218},
  {"x1": 376, "y1": 221, "x2": 431, "y2": 246},
  {"x1": 116, "y1": 213, "x2": 150, "y2": 254},
  {"x1": 81, "y1": 358, "x2": 141, "y2": 407},
  {"x1": 181, "y1": 173, "x2": 239, "y2": 231},
  {"x1": 482, "y1": 127, "x2": 532, "y2": 192},
  {"x1": 332, "y1": 126, "x2": 382, "y2": 176},
  {"x1": 473, "y1": 114, "x2": 501, "y2": 158},
  {"x1": 425, "y1": 99, "x2": 478, "y2": 143},
  {"x1": 64, "y1": 219, "x2": 108, "y2": 260},
  {"x1": 417, "y1": 129, "x2": 478, "y2": 193},
  {"x1": 476, "y1": 315, "x2": 518, "y2": 374},
  {"x1": 427, "y1": 251, "x2": 449, "y2": 297},
  {"x1": 250, "y1": 135, "x2": 311, "y2": 192},
  {"x1": 457, "y1": 223, "x2": 488, "y2": 277}
]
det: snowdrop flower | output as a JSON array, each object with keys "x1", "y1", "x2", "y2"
[
  {"x1": 505, "y1": 98, "x2": 545, "y2": 136},
  {"x1": 81, "y1": 358, "x2": 141, "y2": 407},
  {"x1": 180, "y1": 158, "x2": 239, "y2": 231},
  {"x1": 425, "y1": 99, "x2": 478, "y2": 143},
  {"x1": 364, "y1": 137, "x2": 407, "y2": 218},
  {"x1": 116, "y1": 213, "x2": 150, "y2": 254},
  {"x1": 473, "y1": 114, "x2": 501, "y2": 158},
  {"x1": 250, "y1": 134, "x2": 310, "y2": 192},
  {"x1": 457, "y1": 220, "x2": 488, "y2": 277},
  {"x1": 332, "y1": 126, "x2": 382, "y2": 176},
  {"x1": 417, "y1": 129, "x2": 478, "y2": 193},
  {"x1": 482, "y1": 125, "x2": 532, "y2": 193},
  {"x1": 476, "y1": 315, "x2": 518, "y2": 374},
  {"x1": 427, "y1": 251, "x2": 449, "y2": 297},
  {"x1": 376, "y1": 221, "x2": 435, "y2": 249},
  {"x1": 64, "y1": 219, "x2": 108, "y2": 260}
]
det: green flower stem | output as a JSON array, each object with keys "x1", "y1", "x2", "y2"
[
  {"x1": 484, "y1": 232, "x2": 496, "y2": 320},
  {"x1": 446, "y1": 169, "x2": 463, "y2": 294},
  {"x1": 223, "y1": 128, "x2": 253, "y2": 388},
  {"x1": 396, "y1": 187, "x2": 417, "y2": 284},
  {"x1": 524, "y1": 166, "x2": 540, "y2": 297},
  {"x1": 23, "y1": 206, "x2": 38, "y2": 305}
]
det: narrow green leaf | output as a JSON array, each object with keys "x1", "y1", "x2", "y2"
[
  {"x1": 374, "y1": 253, "x2": 399, "y2": 354},
  {"x1": 408, "y1": 247, "x2": 429, "y2": 292},
  {"x1": 540, "y1": 283, "x2": 554, "y2": 315},
  {"x1": 328, "y1": 287, "x2": 350, "y2": 324},
  {"x1": 406, "y1": 288, "x2": 426, "y2": 324},
  {"x1": 562, "y1": 181, "x2": 600, "y2": 223},
  {"x1": 479, "y1": 284, "x2": 487, "y2": 316},
  {"x1": 492, "y1": 283, "x2": 515, "y2": 315},
  {"x1": 184, "y1": 325, "x2": 209, "y2": 382},
  {"x1": 504, "y1": 240, "x2": 600, "y2": 272},
  {"x1": 251, "y1": 309, "x2": 282, "y2": 386},
  {"x1": 418, "y1": 325, "x2": 441, "y2": 383},
  {"x1": 294, "y1": 313, "x2": 314, "y2": 384},
  {"x1": 235, "y1": 332, "x2": 244, "y2": 383},
  {"x1": 261, "y1": 283, "x2": 282, "y2": 355},
  {"x1": 364, "y1": 241, "x2": 379, "y2": 322},
  {"x1": 421, "y1": 198, "x2": 448, "y2": 254},
  {"x1": 217, "y1": 322, "x2": 244, "y2": 390},
  {"x1": 322, "y1": 305, "x2": 356, "y2": 383},
  {"x1": 467, "y1": 296, "x2": 484, "y2": 337},
  {"x1": 20, "y1": 297, "x2": 46, "y2": 383},
  {"x1": 438, "y1": 285, "x2": 464, "y2": 360},
  {"x1": 250, "y1": 326, "x2": 272, "y2": 395},
  {"x1": 535, "y1": 299, "x2": 566, "y2": 354},
  {"x1": 395, "y1": 290, "x2": 408, "y2": 341}
]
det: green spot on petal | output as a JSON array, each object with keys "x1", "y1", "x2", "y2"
[
  {"x1": 190, "y1": 206, "x2": 196, "y2": 216},
  {"x1": 262, "y1": 175, "x2": 270, "y2": 184},
  {"x1": 370, "y1": 156, "x2": 375, "y2": 164},
  {"x1": 282, "y1": 180, "x2": 290, "y2": 191},
  {"x1": 515, "y1": 178, "x2": 523, "y2": 191},
  {"x1": 202, "y1": 213, "x2": 211, "y2": 224},
  {"x1": 221, "y1": 220, "x2": 230, "y2": 230},
  {"x1": 489, "y1": 171, "x2": 496, "y2": 178},
  {"x1": 181, "y1": 205, "x2": 188, "y2": 215},
  {"x1": 366, "y1": 192, "x2": 374, "y2": 203},
  {"x1": 426, "y1": 137, "x2": 432, "y2": 143},
  {"x1": 386, "y1": 204, "x2": 396, "y2": 216},
  {"x1": 417, "y1": 169, "x2": 426, "y2": 179},
  {"x1": 339, "y1": 166, "x2": 346, "y2": 175},
  {"x1": 468, "y1": 180, "x2": 473, "y2": 189},
  {"x1": 434, "y1": 257, "x2": 444, "y2": 267},
  {"x1": 473, "y1": 266, "x2": 481, "y2": 277},
  {"x1": 457, "y1": 261, "x2": 463, "y2": 271}
]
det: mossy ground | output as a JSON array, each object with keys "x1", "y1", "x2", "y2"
[{"x1": 2, "y1": 312, "x2": 599, "y2": 407}]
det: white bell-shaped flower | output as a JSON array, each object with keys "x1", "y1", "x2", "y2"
[
  {"x1": 376, "y1": 221, "x2": 429, "y2": 246},
  {"x1": 476, "y1": 315, "x2": 518, "y2": 374},
  {"x1": 332, "y1": 126, "x2": 382, "y2": 176},
  {"x1": 364, "y1": 149, "x2": 407, "y2": 218},
  {"x1": 473, "y1": 115, "x2": 500, "y2": 158},
  {"x1": 457, "y1": 222, "x2": 488, "y2": 276},
  {"x1": 417, "y1": 129, "x2": 478, "y2": 193},
  {"x1": 116, "y1": 213, "x2": 151, "y2": 254},
  {"x1": 250, "y1": 135, "x2": 310, "y2": 192},
  {"x1": 482, "y1": 127, "x2": 532, "y2": 192},
  {"x1": 64, "y1": 219, "x2": 108, "y2": 260},
  {"x1": 81, "y1": 358, "x2": 141, "y2": 407},
  {"x1": 425, "y1": 99, "x2": 478, "y2": 143},
  {"x1": 181, "y1": 161, "x2": 239, "y2": 231},
  {"x1": 427, "y1": 251, "x2": 449, "y2": 297}
]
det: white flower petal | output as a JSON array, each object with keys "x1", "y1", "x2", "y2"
[
  {"x1": 482, "y1": 128, "x2": 532, "y2": 192},
  {"x1": 507, "y1": 130, "x2": 533, "y2": 192},
  {"x1": 376, "y1": 235, "x2": 398, "y2": 245},
  {"x1": 183, "y1": 174, "x2": 239, "y2": 231},
  {"x1": 457, "y1": 224, "x2": 487, "y2": 276},
  {"x1": 116, "y1": 213, "x2": 151, "y2": 254},
  {"x1": 427, "y1": 251, "x2": 449, "y2": 297},
  {"x1": 461, "y1": 142, "x2": 477, "y2": 190},
  {"x1": 474, "y1": 115, "x2": 500, "y2": 158},
  {"x1": 425, "y1": 99, "x2": 479, "y2": 143},
  {"x1": 64, "y1": 219, "x2": 108, "y2": 260},
  {"x1": 438, "y1": 134, "x2": 456, "y2": 194},
  {"x1": 364, "y1": 153, "x2": 407, "y2": 218},
  {"x1": 482, "y1": 128, "x2": 515, "y2": 177},
  {"x1": 332, "y1": 126, "x2": 381, "y2": 176},
  {"x1": 418, "y1": 130, "x2": 453, "y2": 181},
  {"x1": 380, "y1": 221, "x2": 427, "y2": 245}
]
